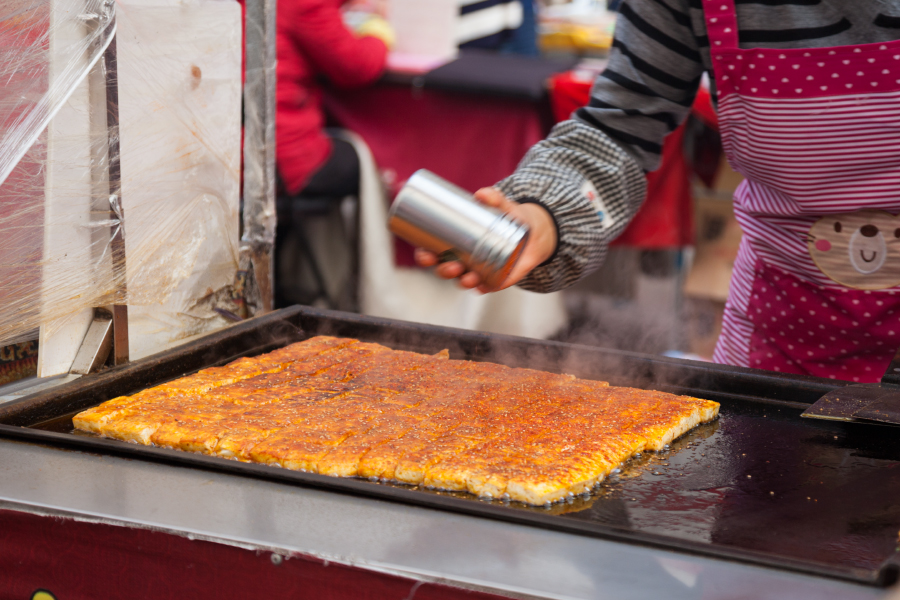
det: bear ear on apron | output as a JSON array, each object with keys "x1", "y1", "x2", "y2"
[
  {"x1": 702, "y1": 0, "x2": 900, "y2": 382},
  {"x1": 808, "y1": 210, "x2": 900, "y2": 291}
]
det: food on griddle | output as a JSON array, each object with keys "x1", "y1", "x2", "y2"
[{"x1": 73, "y1": 336, "x2": 719, "y2": 505}]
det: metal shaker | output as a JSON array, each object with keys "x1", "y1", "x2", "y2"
[{"x1": 388, "y1": 169, "x2": 529, "y2": 289}]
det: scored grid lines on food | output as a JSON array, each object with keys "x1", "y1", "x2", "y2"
[
  {"x1": 72, "y1": 336, "x2": 356, "y2": 436},
  {"x1": 73, "y1": 336, "x2": 719, "y2": 505}
]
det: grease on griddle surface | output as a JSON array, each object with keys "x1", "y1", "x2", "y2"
[
  {"x1": 372, "y1": 401, "x2": 900, "y2": 572},
  {"x1": 569, "y1": 403, "x2": 900, "y2": 571}
]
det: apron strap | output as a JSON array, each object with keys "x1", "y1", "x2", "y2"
[{"x1": 703, "y1": 0, "x2": 739, "y2": 50}]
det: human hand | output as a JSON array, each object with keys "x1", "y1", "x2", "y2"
[
  {"x1": 356, "y1": 15, "x2": 395, "y2": 49},
  {"x1": 414, "y1": 188, "x2": 558, "y2": 293}
]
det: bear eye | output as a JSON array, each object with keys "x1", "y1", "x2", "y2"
[{"x1": 834, "y1": 222, "x2": 842, "y2": 233}]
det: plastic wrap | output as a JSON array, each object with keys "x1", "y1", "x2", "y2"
[{"x1": 0, "y1": 0, "x2": 244, "y2": 373}]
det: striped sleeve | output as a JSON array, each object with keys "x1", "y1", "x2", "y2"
[
  {"x1": 499, "y1": 0, "x2": 900, "y2": 294},
  {"x1": 496, "y1": 121, "x2": 647, "y2": 293},
  {"x1": 578, "y1": 0, "x2": 704, "y2": 172},
  {"x1": 498, "y1": 0, "x2": 702, "y2": 293}
]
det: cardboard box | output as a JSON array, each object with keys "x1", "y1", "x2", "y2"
[
  {"x1": 683, "y1": 158, "x2": 743, "y2": 302},
  {"x1": 685, "y1": 297, "x2": 725, "y2": 360},
  {"x1": 682, "y1": 158, "x2": 743, "y2": 358}
]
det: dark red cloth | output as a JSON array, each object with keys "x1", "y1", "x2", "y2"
[
  {"x1": 276, "y1": 0, "x2": 387, "y2": 193},
  {"x1": 0, "y1": 508, "x2": 511, "y2": 600},
  {"x1": 549, "y1": 71, "x2": 717, "y2": 248},
  {"x1": 324, "y1": 85, "x2": 547, "y2": 266}
]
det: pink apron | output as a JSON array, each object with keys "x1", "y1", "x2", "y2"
[{"x1": 703, "y1": 0, "x2": 900, "y2": 382}]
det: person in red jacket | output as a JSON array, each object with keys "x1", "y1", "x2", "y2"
[{"x1": 276, "y1": 0, "x2": 388, "y2": 197}]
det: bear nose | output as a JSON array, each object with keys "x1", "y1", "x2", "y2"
[{"x1": 860, "y1": 224, "x2": 879, "y2": 238}]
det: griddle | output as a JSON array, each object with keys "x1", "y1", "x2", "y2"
[{"x1": 1, "y1": 306, "x2": 898, "y2": 587}]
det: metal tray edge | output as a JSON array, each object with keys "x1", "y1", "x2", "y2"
[{"x1": 0, "y1": 423, "x2": 893, "y2": 588}]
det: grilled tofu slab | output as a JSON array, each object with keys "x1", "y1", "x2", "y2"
[{"x1": 74, "y1": 336, "x2": 719, "y2": 505}]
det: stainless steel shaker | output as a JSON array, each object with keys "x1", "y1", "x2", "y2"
[{"x1": 388, "y1": 169, "x2": 529, "y2": 289}]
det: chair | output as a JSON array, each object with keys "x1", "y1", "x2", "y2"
[{"x1": 274, "y1": 193, "x2": 358, "y2": 310}]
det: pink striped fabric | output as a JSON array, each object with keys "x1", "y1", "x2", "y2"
[{"x1": 703, "y1": 0, "x2": 900, "y2": 380}]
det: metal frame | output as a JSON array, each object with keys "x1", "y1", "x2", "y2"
[
  {"x1": 239, "y1": 0, "x2": 278, "y2": 314},
  {"x1": 100, "y1": 29, "x2": 129, "y2": 365}
]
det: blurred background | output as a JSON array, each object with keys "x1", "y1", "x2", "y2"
[
  {"x1": 274, "y1": 0, "x2": 741, "y2": 366},
  {"x1": 0, "y1": 0, "x2": 744, "y2": 389}
]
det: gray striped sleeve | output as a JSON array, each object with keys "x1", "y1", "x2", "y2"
[
  {"x1": 497, "y1": 0, "x2": 897, "y2": 294},
  {"x1": 494, "y1": 0, "x2": 704, "y2": 293},
  {"x1": 576, "y1": 0, "x2": 704, "y2": 172},
  {"x1": 496, "y1": 120, "x2": 646, "y2": 293}
]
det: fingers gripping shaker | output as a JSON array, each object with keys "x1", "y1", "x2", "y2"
[{"x1": 388, "y1": 170, "x2": 530, "y2": 289}]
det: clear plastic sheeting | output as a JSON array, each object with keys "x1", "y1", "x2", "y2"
[
  {"x1": 0, "y1": 0, "x2": 243, "y2": 374},
  {"x1": 0, "y1": 0, "x2": 115, "y2": 189},
  {"x1": 0, "y1": 0, "x2": 116, "y2": 348}
]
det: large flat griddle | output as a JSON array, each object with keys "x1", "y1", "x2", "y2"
[{"x1": 0, "y1": 306, "x2": 898, "y2": 587}]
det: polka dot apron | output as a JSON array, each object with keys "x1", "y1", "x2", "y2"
[{"x1": 703, "y1": 0, "x2": 900, "y2": 382}]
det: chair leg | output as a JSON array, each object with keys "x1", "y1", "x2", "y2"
[
  {"x1": 341, "y1": 195, "x2": 360, "y2": 312},
  {"x1": 295, "y1": 223, "x2": 337, "y2": 309},
  {"x1": 274, "y1": 224, "x2": 289, "y2": 309}
]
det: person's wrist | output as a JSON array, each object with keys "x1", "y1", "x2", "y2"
[
  {"x1": 518, "y1": 202, "x2": 557, "y2": 266},
  {"x1": 358, "y1": 15, "x2": 395, "y2": 48}
]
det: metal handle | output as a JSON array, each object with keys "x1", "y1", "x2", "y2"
[{"x1": 880, "y1": 345, "x2": 900, "y2": 386}]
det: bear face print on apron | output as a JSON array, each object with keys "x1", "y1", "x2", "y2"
[{"x1": 703, "y1": 0, "x2": 900, "y2": 382}]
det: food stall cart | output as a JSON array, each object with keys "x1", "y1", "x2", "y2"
[
  {"x1": 1, "y1": 1, "x2": 899, "y2": 597},
  {"x1": 2, "y1": 305, "x2": 900, "y2": 599}
]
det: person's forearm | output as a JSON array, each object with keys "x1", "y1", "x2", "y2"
[
  {"x1": 496, "y1": 120, "x2": 647, "y2": 293},
  {"x1": 493, "y1": 0, "x2": 703, "y2": 292}
]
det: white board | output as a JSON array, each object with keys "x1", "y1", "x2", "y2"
[
  {"x1": 389, "y1": 0, "x2": 459, "y2": 60},
  {"x1": 38, "y1": 0, "x2": 242, "y2": 373},
  {"x1": 115, "y1": 0, "x2": 242, "y2": 360},
  {"x1": 39, "y1": 0, "x2": 96, "y2": 377}
]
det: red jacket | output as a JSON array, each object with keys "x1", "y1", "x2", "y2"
[{"x1": 277, "y1": 0, "x2": 387, "y2": 193}]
